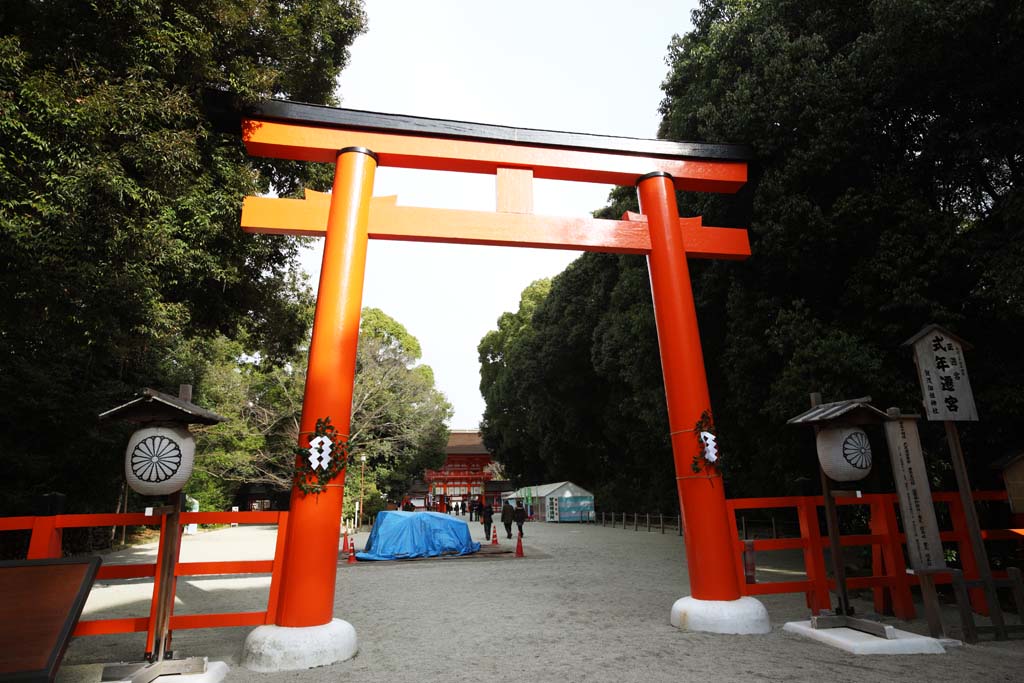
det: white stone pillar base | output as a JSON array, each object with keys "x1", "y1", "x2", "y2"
[
  {"x1": 670, "y1": 596, "x2": 771, "y2": 634},
  {"x1": 242, "y1": 619, "x2": 357, "y2": 672}
]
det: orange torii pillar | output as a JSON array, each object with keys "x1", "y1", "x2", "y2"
[
  {"x1": 638, "y1": 172, "x2": 768, "y2": 631},
  {"x1": 224, "y1": 96, "x2": 769, "y2": 671},
  {"x1": 242, "y1": 147, "x2": 376, "y2": 670}
]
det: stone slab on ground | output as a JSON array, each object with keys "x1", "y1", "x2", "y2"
[
  {"x1": 783, "y1": 620, "x2": 946, "y2": 655},
  {"x1": 101, "y1": 659, "x2": 228, "y2": 683}
]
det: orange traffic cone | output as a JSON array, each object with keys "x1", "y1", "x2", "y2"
[
  {"x1": 342, "y1": 531, "x2": 350, "y2": 553},
  {"x1": 515, "y1": 531, "x2": 524, "y2": 557},
  {"x1": 491, "y1": 525, "x2": 499, "y2": 545},
  {"x1": 347, "y1": 542, "x2": 357, "y2": 564}
]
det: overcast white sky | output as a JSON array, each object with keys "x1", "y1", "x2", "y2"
[{"x1": 299, "y1": 0, "x2": 698, "y2": 429}]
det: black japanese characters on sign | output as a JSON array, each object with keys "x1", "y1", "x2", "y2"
[
  {"x1": 884, "y1": 417, "x2": 944, "y2": 569},
  {"x1": 907, "y1": 325, "x2": 978, "y2": 422}
]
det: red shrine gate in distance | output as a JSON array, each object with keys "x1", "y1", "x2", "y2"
[
  {"x1": 233, "y1": 98, "x2": 769, "y2": 669},
  {"x1": 424, "y1": 431, "x2": 496, "y2": 512}
]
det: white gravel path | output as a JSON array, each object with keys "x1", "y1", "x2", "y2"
[{"x1": 57, "y1": 520, "x2": 1024, "y2": 682}]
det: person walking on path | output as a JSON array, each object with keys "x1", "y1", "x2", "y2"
[
  {"x1": 513, "y1": 500, "x2": 527, "y2": 538},
  {"x1": 501, "y1": 500, "x2": 514, "y2": 539},
  {"x1": 479, "y1": 500, "x2": 493, "y2": 540}
]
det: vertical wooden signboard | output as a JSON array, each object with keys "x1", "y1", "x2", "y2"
[
  {"x1": 903, "y1": 323, "x2": 1004, "y2": 633},
  {"x1": 908, "y1": 326, "x2": 978, "y2": 422},
  {"x1": 883, "y1": 415, "x2": 943, "y2": 569}
]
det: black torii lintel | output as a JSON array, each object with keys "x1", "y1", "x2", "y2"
[{"x1": 202, "y1": 90, "x2": 753, "y2": 163}]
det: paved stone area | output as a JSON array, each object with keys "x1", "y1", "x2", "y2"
[{"x1": 58, "y1": 519, "x2": 1024, "y2": 682}]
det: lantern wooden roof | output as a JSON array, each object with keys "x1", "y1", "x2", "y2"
[
  {"x1": 99, "y1": 388, "x2": 226, "y2": 425},
  {"x1": 786, "y1": 397, "x2": 890, "y2": 427}
]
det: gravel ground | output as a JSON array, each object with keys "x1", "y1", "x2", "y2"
[{"x1": 58, "y1": 519, "x2": 1024, "y2": 682}]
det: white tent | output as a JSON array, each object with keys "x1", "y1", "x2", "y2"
[{"x1": 505, "y1": 481, "x2": 595, "y2": 522}]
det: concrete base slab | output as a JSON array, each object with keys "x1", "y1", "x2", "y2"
[
  {"x1": 242, "y1": 619, "x2": 357, "y2": 672},
  {"x1": 783, "y1": 620, "x2": 946, "y2": 655},
  {"x1": 669, "y1": 596, "x2": 771, "y2": 634}
]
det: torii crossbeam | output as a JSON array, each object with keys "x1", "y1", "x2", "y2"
[{"x1": 228, "y1": 97, "x2": 769, "y2": 669}]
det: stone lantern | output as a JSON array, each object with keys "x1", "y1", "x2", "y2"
[{"x1": 100, "y1": 385, "x2": 226, "y2": 496}]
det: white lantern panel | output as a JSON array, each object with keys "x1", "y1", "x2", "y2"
[
  {"x1": 816, "y1": 427, "x2": 872, "y2": 482},
  {"x1": 125, "y1": 425, "x2": 195, "y2": 495}
]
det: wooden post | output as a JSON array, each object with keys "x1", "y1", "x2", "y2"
[
  {"x1": 809, "y1": 392, "x2": 850, "y2": 616},
  {"x1": 743, "y1": 540, "x2": 756, "y2": 584},
  {"x1": 945, "y1": 420, "x2": 1006, "y2": 636},
  {"x1": 797, "y1": 497, "x2": 830, "y2": 614},
  {"x1": 819, "y1": 471, "x2": 850, "y2": 614},
  {"x1": 951, "y1": 569, "x2": 979, "y2": 643},
  {"x1": 1007, "y1": 567, "x2": 1024, "y2": 622},
  {"x1": 879, "y1": 497, "x2": 915, "y2": 620},
  {"x1": 870, "y1": 501, "x2": 891, "y2": 615},
  {"x1": 27, "y1": 493, "x2": 65, "y2": 560}
]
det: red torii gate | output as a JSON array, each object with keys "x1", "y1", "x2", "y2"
[{"x1": 234, "y1": 99, "x2": 768, "y2": 667}]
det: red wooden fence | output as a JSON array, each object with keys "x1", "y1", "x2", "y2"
[
  {"x1": 726, "y1": 490, "x2": 1022, "y2": 619},
  {"x1": 0, "y1": 510, "x2": 288, "y2": 656},
  {"x1": 3, "y1": 490, "x2": 1020, "y2": 648}
]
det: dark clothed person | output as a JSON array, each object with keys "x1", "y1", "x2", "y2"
[
  {"x1": 479, "y1": 502, "x2": 494, "y2": 540},
  {"x1": 513, "y1": 501, "x2": 527, "y2": 537},
  {"x1": 501, "y1": 501, "x2": 514, "y2": 539}
]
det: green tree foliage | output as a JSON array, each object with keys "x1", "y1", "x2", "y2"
[
  {"x1": 192, "y1": 308, "x2": 451, "y2": 517},
  {"x1": 659, "y1": 0, "x2": 1024, "y2": 493},
  {"x1": 480, "y1": 0, "x2": 1024, "y2": 505},
  {"x1": 0, "y1": 1, "x2": 366, "y2": 517},
  {"x1": 348, "y1": 308, "x2": 452, "y2": 508},
  {"x1": 479, "y1": 270, "x2": 677, "y2": 512},
  {"x1": 478, "y1": 279, "x2": 551, "y2": 483}
]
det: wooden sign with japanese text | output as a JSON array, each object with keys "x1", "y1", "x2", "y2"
[
  {"x1": 883, "y1": 417, "x2": 944, "y2": 569},
  {"x1": 909, "y1": 326, "x2": 978, "y2": 421}
]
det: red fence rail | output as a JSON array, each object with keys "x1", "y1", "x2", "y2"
[
  {"x1": 0, "y1": 510, "x2": 288, "y2": 656},
  {"x1": 4, "y1": 491, "x2": 1020, "y2": 647},
  {"x1": 726, "y1": 490, "x2": 1022, "y2": 619}
]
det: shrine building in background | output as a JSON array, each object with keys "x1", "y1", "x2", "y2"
[{"x1": 418, "y1": 430, "x2": 511, "y2": 511}]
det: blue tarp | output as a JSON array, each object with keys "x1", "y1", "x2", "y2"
[{"x1": 355, "y1": 511, "x2": 481, "y2": 561}]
